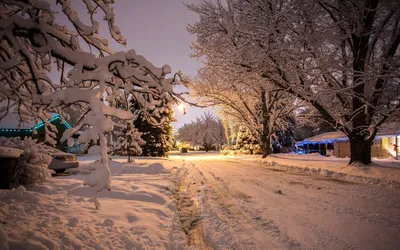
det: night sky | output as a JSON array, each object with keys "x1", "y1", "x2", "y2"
[
  {"x1": 0, "y1": 0, "x2": 213, "y2": 129},
  {"x1": 83, "y1": 0, "x2": 213, "y2": 129}
]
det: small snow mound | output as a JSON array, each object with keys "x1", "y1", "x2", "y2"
[
  {"x1": 68, "y1": 217, "x2": 80, "y2": 227},
  {"x1": 147, "y1": 163, "x2": 169, "y2": 174},
  {"x1": 83, "y1": 165, "x2": 111, "y2": 191},
  {"x1": 350, "y1": 161, "x2": 368, "y2": 168},
  {"x1": 87, "y1": 145, "x2": 101, "y2": 155},
  {"x1": 0, "y1": 186, "x2": 43, "y2": 203},
  {"x1": 102, "y1": 218, "x2": 114, "y2": 227},
  {"x1": 16, "y1": 186, "x2": 26, "y2": 193},
  {"x1": 341, "y1": 163, "x2": 375, "y2": 176},
  {"x1": 121, "y1": 162, "x2": 169, "y2": 175}
]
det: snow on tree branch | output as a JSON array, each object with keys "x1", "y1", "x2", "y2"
[
  {"x1": 0, "y1": 0, "x2": 184, "y2": 208},
  {"x1": 176, "y1": 112, "x2": 226, "y2": 151},
  {"x1": 188, "y1": 0, "x2": 400, "y2": 164}
]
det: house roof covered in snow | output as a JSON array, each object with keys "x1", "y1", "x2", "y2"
[
  {"x1": 303, "y1": 131, "x2": 347, "y2": 142},
  {"x1": 303, "y1": 123, "x2": 400, "y2": 143}
]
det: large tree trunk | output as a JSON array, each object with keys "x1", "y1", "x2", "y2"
[
  {"x1": 261, "y1": 134, "x2": 272, "y2": 158},
  {"x1": 349, "y1": 133, "x2": 372, "y2": 165},
  {"x1": 260, "y1": 87, "x2": 272, "y2": 158}
]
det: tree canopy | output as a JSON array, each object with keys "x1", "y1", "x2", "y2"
[{"x1": 188, "y1": 0, "x2": 400, "y2": 164}]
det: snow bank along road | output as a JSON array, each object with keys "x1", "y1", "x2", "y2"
[{"x1": 170, "y1": 152, "x2": 400, "y2": 250}]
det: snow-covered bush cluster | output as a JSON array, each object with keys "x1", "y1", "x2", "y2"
[{"x1": 0, "y1": 137, "x2": 52, "y2": 187}]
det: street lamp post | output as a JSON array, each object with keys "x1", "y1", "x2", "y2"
[{"x1": 396, "y1": 122, "x2": 399, "y2": 159}]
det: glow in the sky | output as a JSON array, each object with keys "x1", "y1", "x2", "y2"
[{"x1": 178, "y1": 104, "x2": 185, "y2": 112}]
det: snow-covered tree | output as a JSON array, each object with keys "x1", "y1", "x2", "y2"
[
  {"x1": 177, "y1": 112, "x2": 226, "y2": 151},
  {"x1": 235, "y1": 126, "x2": 259, "y2": 154},
  {"x1": 188, "y1": 0, "x2": 400, "y2": 164},
  {"x1": 131, "y1": 96, "x2": 174, "y2": 157},
  {"x1": 294, "y1": 106, "x2": 336, "y2": 141},
  {"x1": 0, "y1": 0, "x2": 185, "y2": 207},
  {"x1": 189, "y1": 67, "x2": 298, "y2": 157},
  {"x1": 221, "y1": 117, "x2": 235, "y2": 147},
  {"x1": 271, "y1": 115, "x2": 296, "y2": 153},
  {"x1": 112, "y1": 121, "x2": 144, "y2": 163}
]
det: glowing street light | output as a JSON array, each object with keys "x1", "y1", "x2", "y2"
[{"x1": 177, "y1": 104, "x2": 186, "y2": 115}]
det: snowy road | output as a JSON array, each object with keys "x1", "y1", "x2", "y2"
[{"x1": 171, "y1": 152, "x2": 400, "y2": 250}]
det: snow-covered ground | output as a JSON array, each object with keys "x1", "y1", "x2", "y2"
[
  {"x1": 0, "y1": 156, "x2": 187, "y2": 250},
  {"x1": 175, "y1": 152, "x2": 400, "y2": 249},
  {"x1": 1, "y1": 152, "x2": 399, "y2": 249},
  {"x1": 255, "y1": 153, "x2": 400, "y2": 185}
]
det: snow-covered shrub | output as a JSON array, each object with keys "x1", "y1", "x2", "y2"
[
  {"x1": 67, "y1": 141, "x2": 88, "y2": 155},
  {"x1": 236, "y1": 127, "x2": 259, "y2": 153},
  {"x1": 113, "y1": 122, "x2": 145, "y2": 162},
  {"x1": 0, "y1": 137, "x2": 52, "y2": 187},
  {"x1": 220, "y1": 149, "x2": 237, "y2": 156},
  {"x1": 87, "y1": 145, "x2": 101, "y2": 155}
]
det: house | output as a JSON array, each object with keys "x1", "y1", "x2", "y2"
[
  {"x1": 301, "y1": 123, "x2": 400, "y2": 158},
  {"x1": 0, "y1": 113, "x2": 73, "y2": 151}
]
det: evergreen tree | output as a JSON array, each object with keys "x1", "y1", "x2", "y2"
[
  {"x1": 236, "y1": 126, "x2": 259, "y2": 154},
  {"x1": 131, "y1": 97, "x2": 174, "y2": 157},
  {"x1": 113, "y1": 121, "x2": 144, "y2": 162},
  {"x1": 272, "y1": 116, "x2": 296, "y2": 153}
]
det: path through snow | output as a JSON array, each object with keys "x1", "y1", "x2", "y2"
[{"x1": 170, "y1": 152, "x2": 400, "y2": 250}]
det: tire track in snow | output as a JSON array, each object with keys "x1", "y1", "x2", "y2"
[
  {"x1": 194, "y1": 158, "x2": 356, "y2": 250},
  {"x1": 191, "y1": 159, "x2": 282, "y2": 250},
  {"x1": 173, "y1": 160, "x2": 213, "y2": 249},
  {"x1": 240, "y1": 178, "x2": 354, "y2": 250},
  {"x1": 218, "y1": 160, "x2": 356, "y2": 249},
  {"x1": 172, "y1": 155, "x2": 400, "y2": 249},
  {"x1": 214, "y1": 159, "x2": 399, "y2": 250}
]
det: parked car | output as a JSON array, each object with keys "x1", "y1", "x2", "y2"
[
  {"x1": 180, "y1": 148, "x2": 188, "y2": 153},
  {"x1": 44, "y1": 146, "x2": 79, "y2": 173}
]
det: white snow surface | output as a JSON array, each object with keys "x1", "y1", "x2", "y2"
[
  {"x1": 0, "y1": 157, "x2": 186, "y2": 250},
  {"x1": 168, "y1": 152, "x2": 400, "y2": 249},
  {"x1": 256, "y1": 153, "x2": 400, "y2": 183},
  {"x1": 2, "y1": 152, "x2": 399, "y2": 249}
]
